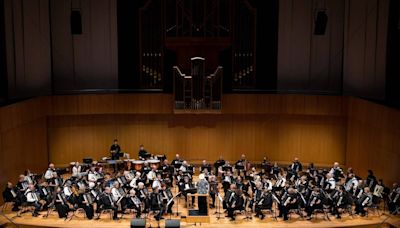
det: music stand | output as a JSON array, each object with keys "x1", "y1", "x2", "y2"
[{"x1": 214, "y1": 193, "x2": 224, "y2": 220}]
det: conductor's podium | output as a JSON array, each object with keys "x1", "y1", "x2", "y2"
[{"x1": 184, "y1": 193, "x2": 210, "y2": 223}]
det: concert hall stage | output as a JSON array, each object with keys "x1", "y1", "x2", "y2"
[{"x1": 1, "y1": 204, "x2": 399, "y2": 228}]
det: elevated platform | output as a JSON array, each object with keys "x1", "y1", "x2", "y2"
[{"x1": 1, "y1": 207, "x2": 399, "y2": 228}]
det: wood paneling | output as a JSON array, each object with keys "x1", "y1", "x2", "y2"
[
  {"x1": 1, "y1": 93, "x2": 399, "y2": 202},
  {"x1": 47, "y1": 94, "x2": 347, "y2": 166},
  {"x1": 346, "y1": 98, "x2": 400, "y2": 185},
  {"x1": 0, "y1": 98, "x2": 49, "y2": 203},
  {"x1": 48, "y1": 114, "x2": 346, "y2": 166}
]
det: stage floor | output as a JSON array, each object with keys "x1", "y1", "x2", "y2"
[{"x1": 1, "y1": 203, "x2": 399, "y2": 228}]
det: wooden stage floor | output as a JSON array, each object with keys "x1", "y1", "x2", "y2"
[{"x1": 1, "y1": 202, "x2": 399, "y2": 228}]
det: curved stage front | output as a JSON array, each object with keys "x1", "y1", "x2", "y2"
[{"x1": 1, "y1": 205, "x2": 399, "y2": 228}]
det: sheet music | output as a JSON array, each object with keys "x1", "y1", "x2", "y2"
[{"x1": 217, "y1": 193, "x2": 223, "y2": 203}]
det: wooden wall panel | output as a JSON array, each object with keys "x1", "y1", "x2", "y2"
[
  {"x1": 346, "y1": 98, "x2": 400, "y2": 185},
  {"x1": 48, "y1": 114, "x2": 347, "y2": 166},
  {"x1": 0, "y1": 99, "x2": 49, "y2": 203}
]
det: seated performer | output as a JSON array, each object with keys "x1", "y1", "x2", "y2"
[
  {"x1": 2, "y1": 182, "x2": 19, "y2": 211},
  {"x1": 332, "y1": 185, "x2": 352, "y2": 219},
  {"x1": 224, "y1": 184, "x2": 238, "y2": 221},
  {"x1": 290, "y1": 157, "x2": 303, "y2": 173},
  {"x1": 171, "y1": 154, "x2": 183, "y2": 170},
  {"x1": 179, "y1": 175, "x2": 195, "y2": 206},
  {"x1": 77, "y1": 188, "x2": 94, "y2": 219},
  {"x1": 125, "y1": 189, "x2": 142, "y2": 218},
  {"x1": 355, "y1": 187, "x2": 373, "y2": 216},
  {"x1": 235, "y1": 154, "x2": 247, "y2": 176},
  {"x1": 150, "y1": 187, "x2": 164, "y2": 221},
  {"x1": 97, "y1": 187, "x2": 119, "y2": 220},
  {"x1": 261, "y1": 157, "x2": 272, "y2": 174},
  {"x1": 279, "y1": 187, "x2": 299, "y2": 221},
  {"x1": 253, "y1": 181, "x2": 265, "y2": 219},
  {"x1": 366, "y1": 170, "x2": 377, "y2": 192},
  {"x1": 305, "y1": 187, "x2": 324, "y2": 220},
  {"x1": 71, "y1": 162, "x2": 82, "y2": 179},
  {"x1": 208, "y1": 174, "x2": 218, "y2": 208},
  {"x1": 199, "y1": 160, "x2": 211, "y2": 174},
  {"x1": 136, "y1": 182, "x2": 150, "y2": 212},
  {"x1": 329, "y1": 162, "x2": 344, "y2": 181},
  {"x1": 44, "y1": 163, "x2": 56, "y2": 180},
  {"x1": 25, "y1": 184, "x2": 42, "y2": 217},
  {"x1": 138, "y1": 144, "x2": 151, "y2": 160},
  {"x1": 54, "y1": 186, "x2": 71, "y2": 218},
  {"x1": 214, "y1": 156, "x2": 225, "y2": 176},
  {"x1": 161, "y1": 183, "x2": 174, "y2": 214},
  {"x1": 388, "y1": 183, "x2": 400, "y2": 215}
]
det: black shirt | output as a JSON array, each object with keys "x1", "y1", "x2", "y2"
[{"x1": 110, "y1": 144, "x2": 121, "y2": 153}]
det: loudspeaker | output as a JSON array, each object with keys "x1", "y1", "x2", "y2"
[
  {"x1": 314, "y1": 10, "x2": 328, "y2": 35},
  {"x1": 131, "y1": 218, "x2": 146, "y2": 228},
  {"x1": 71, "y1": 9, "x2": 82, "y2": 34},
  {"x1": 165, "y1": 219, "x2": 180, "y2": 228}
]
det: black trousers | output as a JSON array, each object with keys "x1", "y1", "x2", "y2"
[
  {"x1": 102, "y1": 205, "x2": 118, "y2": 219},
  {"x1": 80, "y1": 205, "x2": 94, "y2": 219},
  {"x1": 279, "y1": 203, "x2": 297, "y2": 220},
  {"x1": 306, "y1": 204, "x2": 323, "y2": 216},
  {"x1": 210, "y1": 193, "x2": 216, "y2": 206},
  {"x1": 198, "y1": 196, "x2": 207, "y2": 215},
  {"x1": 55, "y1": 203, "x2": 69, "y2": 218},
  {"x1": 28, "y1": 202, "x2": 41, "y2": 215},
  {"x1": 355, "y1": 202, "x2": 366, "y2": 215}
]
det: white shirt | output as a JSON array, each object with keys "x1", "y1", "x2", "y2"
[
  {"x1": 72, "y1": 166, "x2": 81, "y2": 177},
  {"x1": 25, "y1": 190, "x2": 38, "y2": 203},
  {"x1": 88, "y1": 173, "x2": 98, "y2": 182},
  {"x1": 152, "y1": 180, "x2": 161, "y2": 189},
  {"x1": 328, "y1": 178, "x2": 336, "y2": 190},
  {"x1": 44, "y1": 169, "x2": 54, "y2": 180},
  {"x1": 64, "y1": 186, "x2": 72, "y2": 196},
  {"x1": 130, "y1": 178, "x2": 138, "y2": 188}
]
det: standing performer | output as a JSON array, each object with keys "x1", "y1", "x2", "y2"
[{"x1": 110, "y1": 139, "x2": 122, "y2": 160}]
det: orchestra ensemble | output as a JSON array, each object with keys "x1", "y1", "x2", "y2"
[{"x1": 2, "y1": 140, "x2": 399, "y2": 223}]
